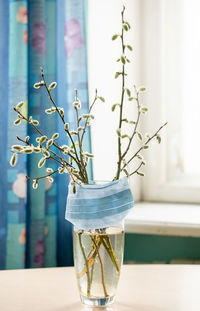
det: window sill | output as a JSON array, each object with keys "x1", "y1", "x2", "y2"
[{"x1": 125, "y1": 202, "x2": 200, "y2": 237}]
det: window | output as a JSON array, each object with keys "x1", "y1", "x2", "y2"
[
  {"x1": 142, "y1": 0, "x2": 200, "y2": 203},
  {"x1": 88, "y1": 0, "x2": 200, "y2": 203}
]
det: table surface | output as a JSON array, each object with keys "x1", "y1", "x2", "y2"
[{"x1": 0, "y1": 265, "x2": 200, "y2": 311}]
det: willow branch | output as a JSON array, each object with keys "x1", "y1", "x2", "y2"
[
  {"x1": 91, "y1": 236, "x2": 108, "y2": 297},
  {"x1": 26, "y1": 169, "x2": 59, "y2": 181},
  {"x1": 80, "y1": 90, "x2": 98, "y2": 145},
  {"x1": 40, "y1": 68, "x2": 81, "y2": 166},
  {"x1": 78, "y1": 233, "x2": 91, "y2": 297},
  {"x1": 115, "y1": 6, "x2": 126, "y2": 180},
  {"x1": 121, "y1": 122, "x2": 168, "y2": 171},
  {"x1": 121, "y1": 86, "x2": 140, "y2": 160},
  {"x1": 129, "y1": 161, "x2": 144, "y2": 176}
]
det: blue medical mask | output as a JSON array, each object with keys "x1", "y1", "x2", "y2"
[{"x1": 65, "y1": 177, "x2": 134, "y2": 230}]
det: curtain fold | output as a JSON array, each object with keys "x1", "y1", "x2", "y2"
[{"x1": 0, "y1": 0, "x2": 90, "y2": 270}]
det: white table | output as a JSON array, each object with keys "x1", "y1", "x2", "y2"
[{"x1": 0, "y1": 265, "x2": 200, "y2": 311}]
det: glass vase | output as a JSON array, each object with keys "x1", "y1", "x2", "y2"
[{"x1": 73, "y1": 223, "x2": 124, "y2": 307}]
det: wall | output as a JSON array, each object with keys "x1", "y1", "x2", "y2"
[
  {"x1": 88, "y1": 0, "x2": 142, "y2": 201},
  {"x1": 124, "y1": 233, "x2": 200, "y2": 263}
]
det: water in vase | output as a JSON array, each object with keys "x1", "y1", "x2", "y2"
[{"x1": 73, "y1": 226, "x2": 124, "y2": 306}]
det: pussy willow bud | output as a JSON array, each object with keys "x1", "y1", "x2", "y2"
[
  {"x1": 38, "y1": 157, "x2": 46, "y2": 168},
  {"x1": 58, "y1": 108, "x2": 64, "y2": 117},
  {"x1": 46, "y1": 139, "x2": 53, "y2": 149},
  {"x1": 32, "y1": 120, "x2": 39, "y2": 126},
  {"x1": 11, "y1": 145, "x2": 24, "y2": 152},
  {"x1": 32, "y1": 179, "x2": 38, "y2": 189},
  {"x1": 52, "y1": 133, "x2": 59, "y2": 140},
  {"x1": 25, "y1": 136, "x2": 30, "y2": 143},
  {"x1": 45, "y1": 108, "x2": 52, "y2": 114},
  {"x1": 24, "y1": 147, "x2": 33, "y2": 154},
  {"x1": 64, "y1": 123, "x2": 69, "y2": 131},
  {"x1": 47, "y1": 176, "x2": 54, "y2": 183},
  {"x1": 58, "y1": 167, "x2": 65, "y2": 174},
  {"x1": 16, "y1": 101, "x2": 24, "y2": 111},
  {"x1": 33, "y1": 147, "x2": 41, "y2": 153},
  {"x1": 46, "y1": 168, "x2": 54, "y2": 173},
  {"x1": 13, "y1": 119, "x2": 21, "y2": 126},
  {"x1": 42, "y1": 150, "x2": 50, "y2": 158},
  {"x1": 70, "y1": 131, "x2": 77, "y2": 135},
  {"x1": 39, "y1": 136, "x2": 47, "y2": 145},
  {"x1": 34, "y1": 82, "x2": 44, "y2": 89},
  {"x1": 73, "y1": 101, "x2": 81, "y2": 109},
  {"x1": 48, "y1": 82, "x2": 57, "y2": 90},
  {"x1": 10, "y1": 153, "x2": 17, "y2": 167}
]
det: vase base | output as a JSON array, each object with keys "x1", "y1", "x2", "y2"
[{"x1": 80, "y1": 294, "x2": 115, "y2": 307}]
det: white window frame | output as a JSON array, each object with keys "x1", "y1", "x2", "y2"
[{"x1": 141, "y1": 0, "x2": 200, "y2": 204}]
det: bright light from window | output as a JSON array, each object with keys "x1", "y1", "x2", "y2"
[{"x1": 182, "y1": 0, "x2": 200, "y2": 175}]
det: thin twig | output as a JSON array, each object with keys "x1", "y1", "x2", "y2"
[
  {"x1": 40, "y1": 68, "x2": 81, "y2": 168},
  {"x1": 26, "y1": 169, "x2": 59, "y2": 181},
  {"x1": 80, "y1": 90, "x2": 98, "y2": 145},
  {"x1": 91, "y1": 236, "x2": 108, "y2": 297},
  {"x1": 121, "y1": 86, "x2": 140, "y2": 160},
  {"x1": 77, "y1": 232, "x2": 91, "y2": 297},
  {"x1": 115, "y1": 6, "x2": 126, "y2": 180},
  {"x1": 129, "y1": 161, "x2": 143, "y2": 176},
  {"x1": 121, "y1": 122, "x2": 168, "y2": 171}
]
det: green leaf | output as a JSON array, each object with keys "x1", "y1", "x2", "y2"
[
  {"x1": 137, "y1": 154, "x2": 143, "y2": 160},
  {"x1": 140, "y1": 107, "x2": 148, "y2": 113},
  {"x1": 126, "y1": 88, "x2": 131, "y2": 97},
  {"x1": 123, "y1": 169, "x2": 130, "y2": 177},
  {"x1": 156, "y1": 134, "x2": 161, "y2": 144},
  {"x1": 128, "y1": 97, "x2": 137, "y2": 101},
  {"x1": 137, "y1": 171, "x2": 145, "y2": 177},
  {"x1": 125, "y1": 21, "x2": 131, "y2": 29},
  {"x1": 139, "y1": 87, "x2": 146, "y2": 92},
  {"x1": 111, "y1": 104, "x2": 116, "y2": 112},
  {"x1": 83, "y1": 152, "x2": 94, "y2": 158},
  {"x1": 121, "y1": 56, "x2": 126, "y2": 65},
  {"x1": 137, "y1": 132, "x2": 143, "y2": 141},
  {"x1": 116, "y1": 128, "x2": 121, "y2": 137},
  {"x1": 121, "y1": 134, "x2": 129, "y2": 139},
  {"x1": 127, "y1": 45, "x2": 133, "y2": 51},
  {"x1": 115, "y1": 72, "x2": 120, "y2": 79},
  {"x1": 98, "y1": 96, "x2": 105, "y2": 102},
  {"x1": 112, "y1": 34, "x2": 118, "y2": 40},
  {"x1": 122, "y1": 23, "x2": 129, "y2": 31}
]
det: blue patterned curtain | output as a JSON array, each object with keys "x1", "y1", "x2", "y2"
[{"x1": 0, "y1": 0, "x2": 90, "y2": 269}]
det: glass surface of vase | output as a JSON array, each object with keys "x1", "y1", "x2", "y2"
[{"x1": 73, "y1": 223, "x2": 124, "y2": 307}]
